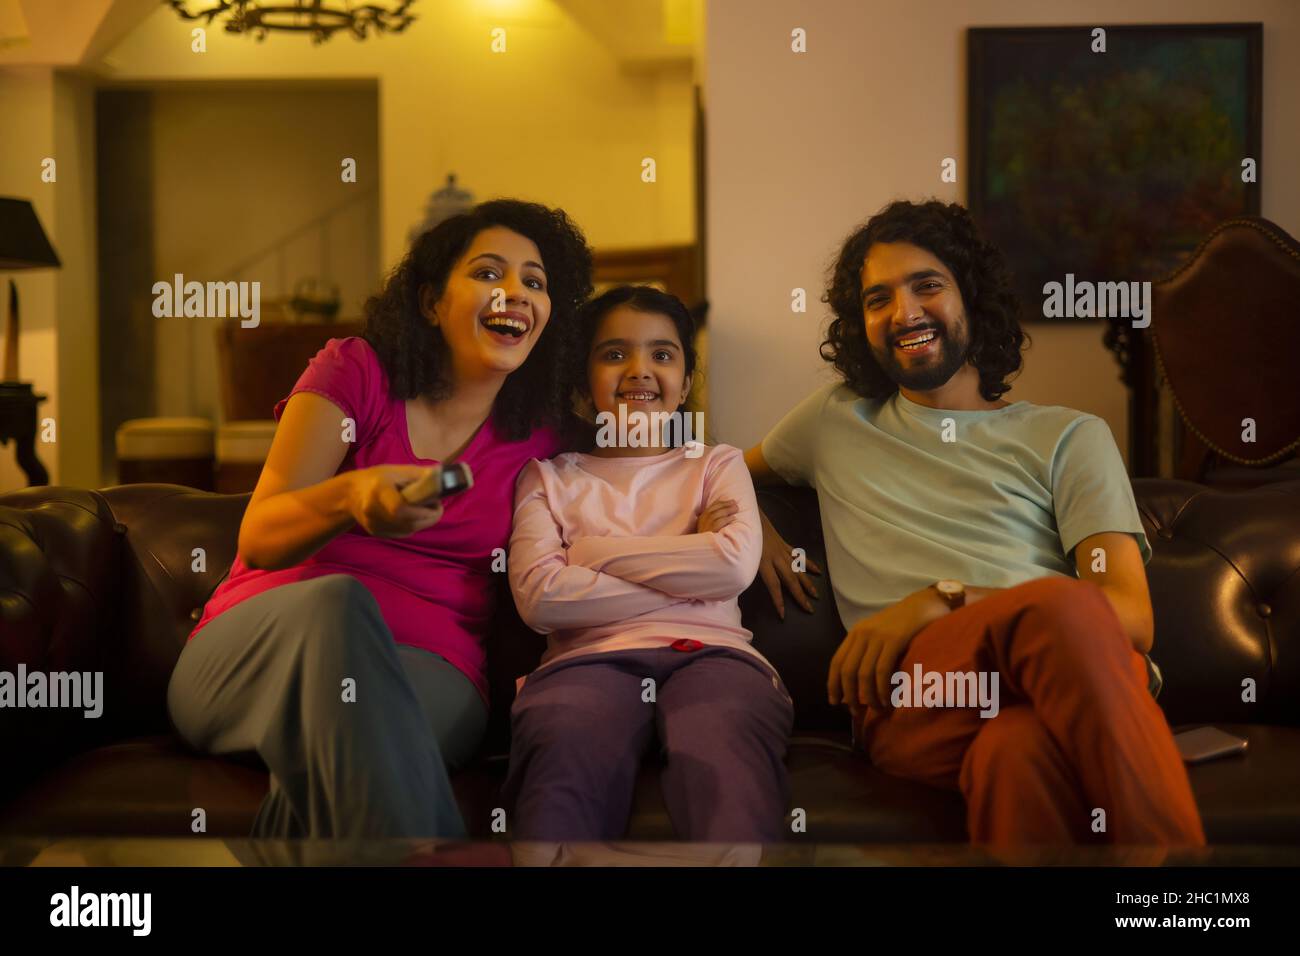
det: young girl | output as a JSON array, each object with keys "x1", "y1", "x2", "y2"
[{"x1": 503, "y1": 285, "x2": 793, "y2": 842}]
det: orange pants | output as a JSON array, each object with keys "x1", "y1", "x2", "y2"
[{"x1": 860, "y1": 577, "x2": 1206, "y2": 846}]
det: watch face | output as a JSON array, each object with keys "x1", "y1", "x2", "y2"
[{"x1": 937, "y1": 580, "x2": 962, "y2": 596}]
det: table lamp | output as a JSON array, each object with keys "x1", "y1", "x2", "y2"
[
  {"x1": 1, "y1": 197, "x2": 62, "y2": 383},
  {"x1": 0, "y1": 197, "x2": 60, "y2": 486}
]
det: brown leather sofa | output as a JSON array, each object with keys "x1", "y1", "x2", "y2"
[{"x1": 2, "y1": 478, "x2": 1298, "y2": 842}]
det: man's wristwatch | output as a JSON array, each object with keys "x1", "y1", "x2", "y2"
[{"x1": 933, "y1": 579, "x2": 966, "y2": 610}]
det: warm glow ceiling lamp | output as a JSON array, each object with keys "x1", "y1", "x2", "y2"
[{"x1": 166, "y1": 1, "x2": 417, "y2": 44}]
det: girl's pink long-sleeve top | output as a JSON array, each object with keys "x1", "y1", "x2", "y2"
[{"x1": 507, "y1": 442, "x2": 776, "y2": 677}]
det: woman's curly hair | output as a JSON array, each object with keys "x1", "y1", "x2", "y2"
[
  {"x1": 820, "y1": 199, "x2": 1028, "y2": 402},
  {"x1": 361, "y1": 197, "x2": 593, "y2": 443}
]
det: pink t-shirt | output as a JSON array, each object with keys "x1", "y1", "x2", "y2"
[
  {"x1": 188, "y1": 336, "x2": 566, "y2": 703},
  {"x1": 507, "y1": 443, "x2": 774, "y2": 680}
]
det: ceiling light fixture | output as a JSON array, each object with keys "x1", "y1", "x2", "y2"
[{"x1": 166, "y1": 1, "x2": 417, "y2": 44}]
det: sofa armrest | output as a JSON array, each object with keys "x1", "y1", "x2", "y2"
[
  {"x1": 0, "y1": 486, "x2": 123, "y2": 804},
  {"x1": 95, "y1": 483, "x2": 252, "y2": 740},
  {"x1": 1134, "y1": 478, "x2": 1300, "y2": 726}
]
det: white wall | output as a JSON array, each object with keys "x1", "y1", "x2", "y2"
[
  {"x1": 52, "y1": 71, "x2": 99, "y2": 488},
  {"x1": 704, "y1": 0, "x2": 1300, "y2": 459}
]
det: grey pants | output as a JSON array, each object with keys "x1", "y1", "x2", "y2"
[{"x1": 166, "y1": 573, "x2": 487, "y2": 839}]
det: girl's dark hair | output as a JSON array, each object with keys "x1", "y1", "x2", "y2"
[
  {"x1": 566, "y1": 284, "x2": 698, "y2": 405},
  {"x1": 361, "y1": 197, "x2": 593, "y2": 443},
  {"x1": 820, "y1": 199, "x2": 1028, "y2": 402}
]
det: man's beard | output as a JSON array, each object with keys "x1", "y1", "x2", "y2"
[{"x1": 872, "y1": 323, "x2": 970, "y2": 392}]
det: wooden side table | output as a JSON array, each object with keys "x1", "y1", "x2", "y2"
[{"x1": 0, "y1": 381, "x2": 48, "y2": 486}]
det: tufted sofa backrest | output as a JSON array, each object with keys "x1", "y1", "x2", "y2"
[{"x1": 3, "y1": 477, "x2": 1298, "y2": 785}]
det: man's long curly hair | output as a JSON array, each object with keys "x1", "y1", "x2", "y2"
[
  {"x1": 361, "y1": 198, "x2": 593, "y2": 443},
  {"x1": 820, "y1": 199, "x2": 1027, "y2": 402}
]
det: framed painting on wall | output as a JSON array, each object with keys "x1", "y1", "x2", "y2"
[{"x1": 967, "y1": 24, "x2": 1262, "y2": 325}]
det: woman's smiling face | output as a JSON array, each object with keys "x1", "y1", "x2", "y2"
[
  {"x1": 420, "y1": 226, "x2": 551, "y2": 381},
  {"x1": 586, "y1": 304, "x2": 692, "y2": 424}
]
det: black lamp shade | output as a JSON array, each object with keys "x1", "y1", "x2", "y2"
[{"x1": 0, "y1": 197, "x2": 61, "y2": 270}]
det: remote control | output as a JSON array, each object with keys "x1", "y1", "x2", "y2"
[{"x1": 400, "y1": 462, "x2": 473, "y2": 505}]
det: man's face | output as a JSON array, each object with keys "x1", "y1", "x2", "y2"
[{"x1": 860, "y1": 241, "x2": 971, "y2": 392}]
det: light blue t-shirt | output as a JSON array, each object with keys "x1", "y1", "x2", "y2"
[{"x1": 760, "y1": 381, "x2": 1151, "y2": 630}]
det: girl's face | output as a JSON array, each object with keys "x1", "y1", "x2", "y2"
[
  {"x1": 419, "y1": 226, "x2": 551, "y2": 382},
  {"x1": 586, "y1": 305, "x2": 692, "y2": 445}
]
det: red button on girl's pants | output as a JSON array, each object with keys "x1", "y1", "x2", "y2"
[{"x1": 670, "y1": 639, "x2": 704, "y2": 652}]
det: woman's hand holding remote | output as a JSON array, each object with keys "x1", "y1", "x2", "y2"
[{"x1": 348, "y1": 465, "x2": 445, "y2": 539}]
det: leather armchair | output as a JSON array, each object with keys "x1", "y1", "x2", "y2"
[{"x1": 2, "y1": 478, "x2": 1298, "y2": 842}]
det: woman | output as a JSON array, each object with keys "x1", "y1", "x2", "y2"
[{"x1": 166, "y1": 198, "x2": 593, "y2": 839}]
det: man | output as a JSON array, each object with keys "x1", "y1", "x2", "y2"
[{"x1": 744, "y1": 199, "x2": 1204, "y2": 846}]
